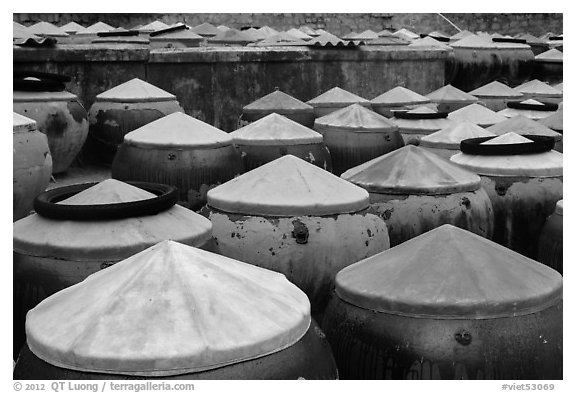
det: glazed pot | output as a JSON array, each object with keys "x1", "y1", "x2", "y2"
[
  {"x1": 537, "y1": 200, "x2": 563, "y2": 275},
  {"x1": 322, "y1": 225, "x2": 562, "y2": 380},
  {"x1": 13, "y1": 113, "x2": 52, "y2": 221},
  {"x1": 14, "y1": 241, "x2": 338, "y2": 380},
  {"x1": 451, "y1": 133, "x2": 562, "y2": 258},
  {"x1": 314, "y1": 104, "x2": 404, "y2": 176},
  {"x1": 342, "y1": 145, "x2": 494, "y2": 247},
  {"x1": 307, "y1": 87, "x2": 370, "y2": 118},
  {"x1": 112, "y1": 112, "x2": 243, "y2": 210},
  {"x1": 391, "y1": 107, "x2": 455, "y2": 145},
  {"x1": 13, "y1": 73, "x2": 88, "y2": 174},
  {"x1": 13, "y1": 179, "x2": 213, "y2": 360},
  {"x1": 241, "y1": 90, "x2": 315, "y2": 128},
  {"x1": 202, "y1": 155, "x2": 390, "y2": 317},
  {"x1": 230, "y1": 113, "x2": 332, "y2": 172},
  {"x1": 86, "y1": 78, "x2": 184, "y2": 165}
]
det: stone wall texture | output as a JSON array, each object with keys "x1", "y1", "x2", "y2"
[{"x1": 14, "y1": 13, "x2": 563, "y2": 37}]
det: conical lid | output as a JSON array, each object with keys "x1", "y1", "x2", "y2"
[
  {"x1": 244, "y1": 27, "x2": 267, "y2": 41},
  {"x1": 138, "y1": 20, "x2": 169, "y2": 32},
  {"x1": 450, "y1": 34, "x2": 496, "y2": 48},
  {"x1": 535, "y1": 48, "x2": 563, "y2": 62},
  {"x1": 335, "y1": 225, "x2": 562, "y2": 319},
  {"x1": 299, "y1": 26, "x2": 318, "y2": 36},
  {"x1": 60, "y1": 21, "x2": 86, "y2": 34},
  {"x1": 371, "y1": 86, "x2": 430, "y2": 106},
  {"x1": 13, "y1": 90, "x2": 78, "y2": 102},
  {"x1": 207, "y1": 155, "x2": 369, "y2": 216},
  {"x1": 230, "y1": 113, "x2": 323, "y2": 146},
  {"x1": 428, "y1": 31, "x2": 450, "y2": 39},
  {"x1": 123, "y1": 112, "x2": 232, "y2": 149},
  {"x1": 257, "y1": 26, "x2": 279, "y2": 37},
  {"x1": 286, "y1": 28, "x2": 312, "y2": 40},
  {"x1": 13, "y1": 180, "x2": 212, "y2": 261},
  {"x1": 314, "y1": 29, "x2": 329, "y2": 35},
  {"x1": 243, "y1": 90, "x2": 313, "y2": 114},
  {"x1": 513, "y1": 80, "x2": 563, "y2": 97},
  {"x1": 28, "y1": 21, "x2": 69, "y2": 37},
  {"x1": 409, "y1": 36, "x2": 452, "y2": 49},
  {"x1": 450, "y1": 132, "x2": 563, "y2": 177},
  {"x1": 554, "y1": 82, "x2": 563, "y2": 92},
  {"x1": 538, "y1": 109, "x2": 563, "y2": 131},
  {"x1": 13, "y1": 112, "x2": 37, "y2": 133},
  {"x1": 307, "y1": 87, "x2": 369, "y2": 108},
  {"x1": 190, "y1": 22, "x2": 220, "y2": 37},
  {"x1": 487, "y1": 115, "x2": 561, "y2": 139},
  {"x1": 450, "y1": 29, "x2": 474, "y2": 40},
  {"x1": 13, "y1": 22, "x2": 35, "y2": 39},
  {"x1": 516, "y1": 33, "x2": 546, "y2": 44},
  {"x1": 209, "y1": 28, "x2": 255, "y2": 43},
  {"x1": 26, "y1": 240, "x2": 311, "y2": 376},
  {"x1": 78, "y1": 21, "x2": 114, "y2": 34},
  {"x1": 448, "y1": 103, "x2": 507, "y2": 126},
  {"x1": 354, "y1": 30, "x2": 379, "y2": 40},
  {"x1": 314, "y1": 104, "x2": 398, "y2": 132},
  {"x1": 96, "y1": 78, "x2": 177, "y2": 103},
  {"x1": 392, "y1": 106, "x2": 456, "y2": 133},
  {"x1": 342, "y1": 31, "x2": 358, "y2": 40},
  {"x1": 217, "y1": 25, "x2": 230, "y2": 31},
  {"x1": 420, "y1": 121, "x2": 495, "y2": 149},
  {"x1": 498, "y1": 100, "x2": 558, "y2": 120},
  {"x1": 469, "y1": 81, "x2": 523, "y2": 99},
  {"x1": 341, "y1": 145, "x2": 481, "y2": 195},
  {"x1": 427, "y1": 84, "x2": 479, "y2": 104},
  {"x1": 393, "y1": 28, "x2": 419, "y2": 39}
]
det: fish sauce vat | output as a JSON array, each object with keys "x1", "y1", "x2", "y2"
[
  {"x1": 230, "y1": 113, "x2": 332, "y2": 172},
  {"x1": 14, "y1": 241, "x2": 338, "y2": 380},
  {"x1": 241, "y1": 89, "x2": 315, "y2": 128},
  {"x1": 306, "y1": 87, "x2": 371, "y2": 117},
  {"x1": 391, "y1": 106, "x2": 455, "y2": 145},
  {"x1": 370, "y1": 86, "x2": 433, "y2": 118},
  {"x1": 112, "y1": 112, "x2": 243, "y2": 210},
  {"x1": 86, "y1": 78, "x2": 184, "y2": 165},
  {"x1": 13, "y1": 179, "x2": 213, "y2": 360},
  {"x1": 322, "y1": 225, "x2": 562, "y2": 380},
  {"x1": 202, "y1": 155, "x2": 390, "y2": 317},
  {"x1": 13, "y1": 73, "x2": 89, "y2": 174},
  {"x1": 341, "y1": 145, "x2": 494, "y2": 247},
  {"x1": 469, "y1": 80, "x2": 524, "y2": 112},
  {"x1": 314, "y1": 104, "x2": 404, "y2": 176},
  {"x1": 419, "y1": 121, "x2": 495, "y2": 160},
  {"x1": 451, "y1": 133, "x2": 562, "y2": 259},
  {"x1": 13, "y1": 113, "x2": 52, "y2": 221},
  {"x1": 538, "y1": 200, "x2": 563, "y2": 275}
]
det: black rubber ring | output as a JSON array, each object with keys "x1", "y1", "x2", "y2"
[
  {"x1": 33, "y1": 181, "x2": 179, "y2": 221},
  {"x1": 393, "y1": 111, "x2": 449, "y2": 119},
  {"x1": 549, "y1": 36, "x2": 563, "y2": 41},
  {"x1": 492, "y1": 37, "x2": 527, "y2": 44},
  {"x1": 150, "y1": 24, "x2": 188, "y2": 37},
  {"x1": 97, "y1": 30, "x2": 140, "y2": 37},
  {"x1": 420, "y1": 34, "x2": 450, "y2": 42},
  {"x1": 13, "y1": 71, "x2": 71, "y2": 83},
  {"x1": 13, "y1": 78, "x2": 66, "y2": 92},
  {"x1": 460, "y1": 135, "x2": 556, "y2": 156},
  {"x1": 507, "y1": 101, "x2": 559, "y2": 111}
]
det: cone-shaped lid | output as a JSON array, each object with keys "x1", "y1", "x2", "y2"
[
  {"x1": 513, "y1": 80, "x2": 563, "y2": 97},
  {"x1": 469, "y1": 81, "x2": 524, "y2": 98},
  {"x1": 342, "y1": 145, "x2": 480, "y2": 195},
  {"x1": 208, "y1": 155, "x2": 369, "y2": 216},
  {"x1": 28, "y1": 21, "x2": 69, "y2": 37},
  {"x1": 371, "y1": 86, "x2": 430, "y2": 106},
  {"x1": 335, "y1": 225, "x2": 562, "y2": 318},
  {"x1": 244, "y1": 27, "x2": 267, "y2": 40},
  {"x1": 450, "y1": 132, "x2": 563, "y2": 177},
  {"x1": 138, "y1": 20, "x2": 169, "y2": 32},
  {"x1": 535, "y1": 48, "x2": 563, "y2": 62},
  {"x1": 26, "y1": 240, "x2": 311, "y2": 376},
  {"x1": 209, "y1": 28, "x2": 255, "y2": 43},
  {"x1": 448, "y1": 103, "x2": 507, "y2": 126},
  {"x1": 96, "y1": 78, "x2": 177, "y2": 103},
  {"x1": 516, "y1": 33, "x2": 546, "y2": 44},
  {"x1": 190, "y1": 22, "x2": 220, "y2": 37},
  {"x1": 150, "y1": 29, "x2": 203, "y2": 40},
  {"x1": 299, "y1": 26, "x2": 318, "y2": 36},
  {"x1": 554, "y1": 82, "x2": 563, "y2": 92},
  {"x1": 254, "y1": 32, "x2": 308, "y2": 46},
  {"x1": 314, "y1": 104, "x2": 398, "y2": 131},
  {"x1": 393, "y1": 28, "x2": 419, "y2": 39},
  {"x1": 498, "y1": 100, "x2": 558, "y2": 120},
  {"x1": 427, "y1": 84, "x2": 479, "y2": 103},
  {"x1": 230, "y1": 113, "x2": 323, "y2": 146},
  {"x1": 538, "y1": 109, "x2": 563, "y2": 131},
  {"x1": 314, "y1": 29, "x2": 329, "y2": 35},
  {"x1": 409, "y1": 36, "x2": 452, "y2": 49},
  {"x1": 13, "y1": 89, "x2": 78, "y2": 102},
  {"x1": 450, "y1": 29, "x2": 474, "y2": 40},
  {"x1": 78, "y1": 21, "x2": 114, "y2": 34},
  {"x1": 13, "y1": 180, "x2": 212, "y2": 261},
  {"x1": 243, "y1": 90, "x2": 313, "y2": 114},
  {"x1": 60, "y1": 21, "x2": 86, "y2": 34},
  {"x1": 13, "y1": 112, "x2": 37, "y2": 133},
  {"x1": 258, "y1": 26, "x2": 279, "y2": 37},
  {"x1": 354, "y1": 30, "x2": 379, "y2": 40},
  {"x1": 450, "y1": 34, "x2": 495, "y2": 48},
  {"x1": 487, "y1": 115, "x2": 561, "y2": 139},
  {"x1": 428, "y1": 31, "x2": 450, "y2": 39},
  {"x1": 13, "y1": 22, "x2": 35, "y2": 39},
  {"x1": 342, "y1": 31, "x2": 358, "y2": 40},
  {"x1": 123, "y1": 112, "x2": 232, "y2": 149},
  {"x1": 286, "y1": 28, "x2": 312, "y2": 40},
  {"x1": 217, "y1": 25, "x2": 230, "y2": 31},
  {"x1": 392, "y1": 106, "x2": 456, "y2": 132},
  {"x1": 420, "y1": 121, "x2": 495, "y2": 149},
  {"x1": 307, "y1": 87, "x2": 369, "y2": 108}
]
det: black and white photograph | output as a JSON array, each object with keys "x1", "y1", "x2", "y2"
[{"x1": 9, "y1": 3, "x2": 570, "y2": 390}]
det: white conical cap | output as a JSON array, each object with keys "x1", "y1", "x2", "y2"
[
  {"x1": 28, "y1": 21, "x2": 69, "y2": 36},
  {"x1": 60, "y1": 179, "x2": 154, "y2": 205},
  {"x1": 138, "y1": 20, "x2": 170, "y2": 32},
  {"x1": 450, "y1": 34, "x2": 496, "y2": 48},
  {"x1": 469, "y1": 81, "x2": 523, "y2": 98},
  {"x1": 286, "y1": 28, "x2": 312, "y2": 40},
  {"x1": 230, "y1": 113, "x2": 323, "y2": 146},
  {"x1": 427, "y1": 84, "x2": 479, "y2": 103},
  {"x1": 78, "y1": 21, "x2": 115, "y2": 34},
  {"x1": 409, "y1": 36, "x2": 452, "y2": 49},
  {"x1": 96, "y1": 78, "x2": 176, "y2": 103},
  {"x1": 207, "y1": 155, "x2": 369, "y2": 216},
  {"x1": 190, "y1": 22, "x2": 220, "y2": 37},
  {"x1": 26, "y1": 240, "x2": 311, "y2": 376},
  {"x1": 257, "y1": 26, "x2": 279, "y2": 37},
  {"x1": 123, "y1": 112, "x2": 232, "y2": 148},
  {"x1": 307, "y1": 87, "x2": 369, "y2": 107},
  {"x1": 487, "y1": 115, "x2": 561, "y2": 139},
  {"x1": 535, "y1": 48, "x2": 563, "y2": 62},
  {"x1": 450, "y1": 29, "x2": 474, "y2": 40},
  {"x1": 513, "y1": 80, "x2": 563, "y2": 97},
  {"x1": 448, "y1": 103, "x2": 507, "y2": 126},
  {"x1": 371, "y1": 86, "x2": 430, "y2": 105},
  {"x1": 13, "y1": 112, "x2": 37, "y2": 133},
  {"x1": 481, "y1": 132, "x2": 533, "y2": 145},
  {"x1": 393, "y1": 28, "x2": 419, "y2": 39},
  {"x1": 420, "y1": 121, "x2": 495, "y2": 149},
  {"x1": 60, "y1": 21, "x2": 86, "y2": 34},
  {"x1": 314, "y1": 104, "x2": 398, "y2": 131},
  {"x1": 498, "y1": 100, "x2": 558, "y2": 120},
  {"x1": 243, "y1": 90, "x2": 313, "y2": 114},
  {"x1": 538, "y1": 109, "x2": 563, "y2": 132},
  {"x1": 354, "y1": 30, "x2": 379, "y2": 40}
]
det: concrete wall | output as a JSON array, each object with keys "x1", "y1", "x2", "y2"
[
  {"x1": 14, "y1": 13, "x2": 562, "y2": 38},
  {"x1": 14, "y1": 45, "x2": 448, "y2": 132}
]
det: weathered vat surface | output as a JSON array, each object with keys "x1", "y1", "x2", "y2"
[{"x1": 538, "y1": 199, "x2": 563, "y2": 275}]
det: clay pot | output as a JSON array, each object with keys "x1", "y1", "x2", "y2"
[
  {"x1": 14, "y1": 241, "x2": 338, "y2": 380},
  {"x1": 537, "y1": 200, "x2": 563, "y2": 275},
  {"x1": 322, "y1": 225, "x2": 562, "y2": 380}
]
